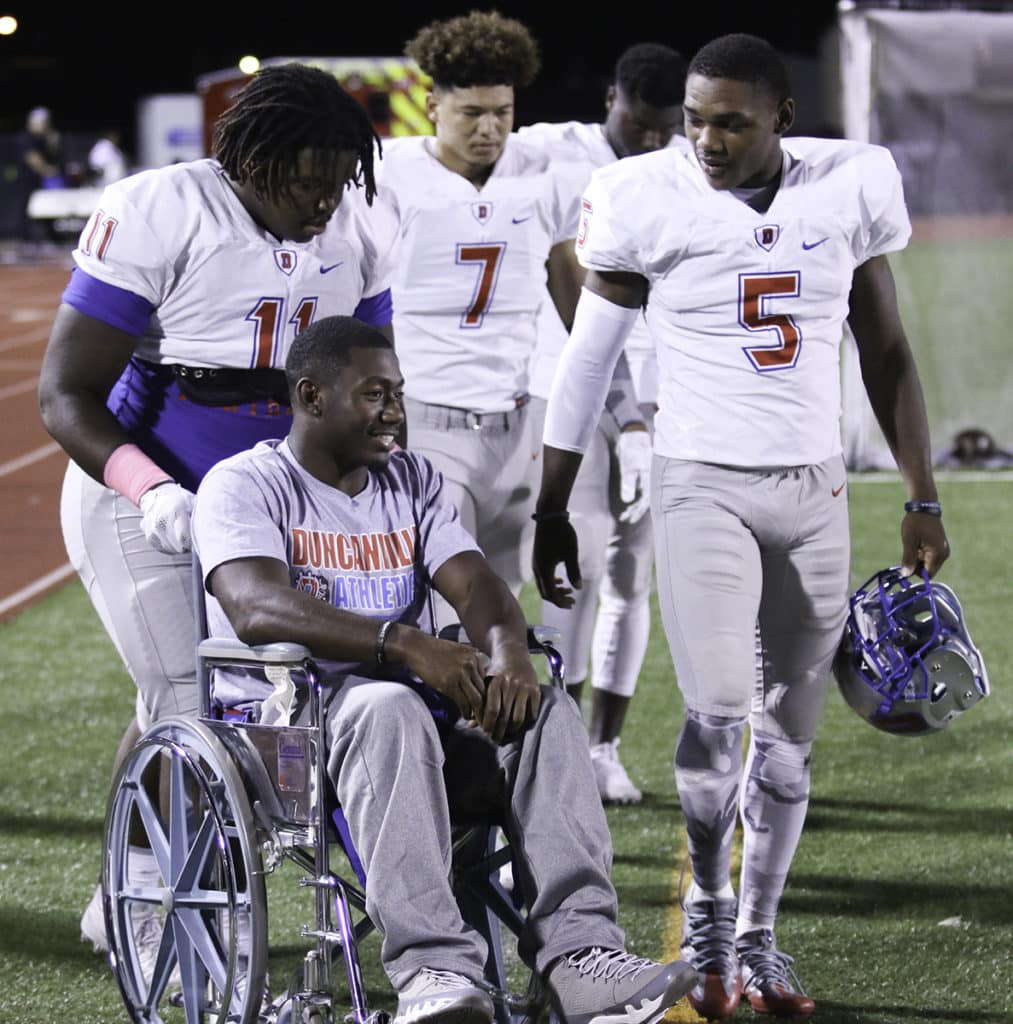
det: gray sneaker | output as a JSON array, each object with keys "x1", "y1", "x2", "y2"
[
  {"x1": 392, "y1": 968, "x2": 494, "y2": 1024},
  {"x1": 547, "y1": 947, "x2": 698, "y2": 1024}
]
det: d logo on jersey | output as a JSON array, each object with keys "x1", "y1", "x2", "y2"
[
  {"x1": 754, "y1": 225, "x2": 781, "y2": 252},
  {"x1": 472, "y1": 202, "x2": 494, "y2": 225},
  {"x1": 275, "y1": 249, "x2": 298, "y2": 276}
]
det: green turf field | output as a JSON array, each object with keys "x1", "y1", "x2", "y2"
[{"x1": 0, "y1": 474, "x2": 1009, "y2": 1024}]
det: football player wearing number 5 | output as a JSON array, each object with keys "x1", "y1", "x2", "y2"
[
  {"x1": 373, "y1": 10, "x2": 587, "y2": 630},
  {"x1": 37, "y1": 63, "x2": 396, "y2": 963},
  {"x1": 533, "y1": 34, "x2": 948, "y2": 1021}
]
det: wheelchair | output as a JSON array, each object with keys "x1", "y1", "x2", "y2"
[{"x1": 99, "y1": 585, "x2": 567, "y2": 1024}]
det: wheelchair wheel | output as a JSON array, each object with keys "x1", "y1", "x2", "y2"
[{"x1": 103, "y1": 716, "x2": 269, "y2": 1024}]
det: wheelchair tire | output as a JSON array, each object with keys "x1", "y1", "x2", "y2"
[{"x1": 103, "y1": 716, "x2": 269, "y2": 1024}]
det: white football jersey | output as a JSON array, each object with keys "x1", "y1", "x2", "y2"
[
  {"x1": 519, "y1": 122, "x2": 690, "y2": 405},
  {"x1": 574, "y1": 137, "x2": 911, "y2": 466},
  {"x1": 374, "y1": 135, "x2": 585, "y2": 412},
  {"x1": 72, "y1": 158, "x2": 396, "y2": 369}
]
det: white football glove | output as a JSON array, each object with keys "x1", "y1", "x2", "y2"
[
  {"x1": 616, "y1": 429, "x2": 652, "y2": 525},
  {"x1": 139, "y1": 482, "x2": 195, "y2": 554}
]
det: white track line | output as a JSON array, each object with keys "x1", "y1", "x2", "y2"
[
  {"x1": 0, "y1": 441, "x2": 62, "y2": 478},
  {"x1": 0, "y1": 562, "x2": 74, "y2": 618},
  {"x1": 0, "y1": 377, "x2": 39, "y2": 401}
]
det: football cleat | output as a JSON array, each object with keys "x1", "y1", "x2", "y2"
[
  {"x1": 737, "y1": 929, "x2": 814, "y2": 1018},
  {"x1": 680, "y1": 893, "x2": 741, "y2": 1020},
  {"x1": 590, "y1": 738, "x2": 642, "y2": 804}
]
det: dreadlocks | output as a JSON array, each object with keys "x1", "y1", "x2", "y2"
[{"x1": 213, "y1": 63, "x2": 381, "y2": 205}]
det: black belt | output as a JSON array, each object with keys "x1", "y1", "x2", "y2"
[{"x1": 172, "y1": 365, "x2": 290, "y2": 407}]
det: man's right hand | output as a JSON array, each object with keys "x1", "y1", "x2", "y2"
[
  {"x1": 405, "y1": 634, "x2": 489, "y2": 720},
  {"x1": 532, "y1": 516, "x2": 581, "y2": 608},
  {"x1": 139, "y1": 482, "x2": 194, "y2": 554}
]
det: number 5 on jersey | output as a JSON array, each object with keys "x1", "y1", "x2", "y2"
[{"x1": 738, "y1": 272, "x2": 802, "y2": 371}]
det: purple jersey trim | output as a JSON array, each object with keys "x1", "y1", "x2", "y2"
[
  {"x1": 61, "y1": 267, "x2": 154, "y2": 336},
  {"x1": 353, "y1": 288, "x2": 392, "y2": 327}
]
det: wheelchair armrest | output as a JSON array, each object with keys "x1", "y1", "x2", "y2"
[
  {"x1": 197, "y1": 637, "x2": 313, "y2": 668},
  {"x1": 436, "y1": 623, "x2": 561, "y2": 651}
]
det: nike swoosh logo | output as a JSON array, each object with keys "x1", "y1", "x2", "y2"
[
  {"x1": 320, "y1": 261, "x2": 344, "y2": 274},
  {"x1": 512, "y1": 216, "x2": 532, "y2": 224},
  {"x1": 832, "y1": 482, "x2": 846, "y2": 497},
  {"x1": 802, "y1": 237, "x2": 829, "y2": 250}
]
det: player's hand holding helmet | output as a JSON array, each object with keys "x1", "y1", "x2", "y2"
[
  {"x1": 616, "y1": 428, "x2": 652, "y2": 524},
  {"x1": 139, "y1": 482, "x2": 195, "y2": 554},
  {"x1": 833, "y1": 566, "x2": 990, "y2": 735}
]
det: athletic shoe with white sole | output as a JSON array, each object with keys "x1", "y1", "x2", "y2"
[
  {"x1": 680, "y1": 893, "x2": 741, "y2": 1020},
  {"x1": 589, "y1": 739, "x2": 642, "y2": 805},
  {"x1": 80, "y1": 883, "x2": 109, "y2": 952},
  {"x1": 736, "y1": 928, "x2": 815, "y2": 1018},
  {"x1": 82, "y1": 881, "x2": 181, "y2": 990},
  {"x1": 392, "y1": 967, "x2": 494, "y2": 1024},
  {"x1": 547, "y1": 947, "x2": 698, "y2": 1024}
]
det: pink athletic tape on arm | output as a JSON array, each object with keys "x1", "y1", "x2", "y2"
[{"x1": 102, "y1": 443, "x2": 172, "y2": 506}]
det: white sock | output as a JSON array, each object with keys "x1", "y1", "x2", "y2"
[{"x1": 688, "y1": 879, "x2": 735, "y2": 902}]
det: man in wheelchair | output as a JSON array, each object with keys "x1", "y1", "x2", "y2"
[{"x1": 189, "y1": 316, "x2": 698, "y2": 1024}]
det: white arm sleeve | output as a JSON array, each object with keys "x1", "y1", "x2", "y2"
[{"x1": 543, "y1": 287, "x2": 639, "y2": 453}]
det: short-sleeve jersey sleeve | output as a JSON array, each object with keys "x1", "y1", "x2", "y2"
[
  {"x1": 855, "y1": 145, "x2": 912, "y2": 263},
  {"x1": 72, "y1": 176, "x2": 174, "y2": 307},
  {"x1": 574, "y1": 168, "x2": 646, "y2": 275}
]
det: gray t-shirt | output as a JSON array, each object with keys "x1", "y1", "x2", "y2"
[{"x1": 192, "y1": 438, "x2": 481, "y2": 706}]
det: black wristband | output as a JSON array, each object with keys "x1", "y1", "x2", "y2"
[
  {"x1": 375, "y1": 619, "x2": 395, "y2": 665},
  {"x1": 904, "y1": 500, "x2": 942, "y2": 517},
  {"x1": 531, "y1": 510, "x2": 570, "y2": 523}
]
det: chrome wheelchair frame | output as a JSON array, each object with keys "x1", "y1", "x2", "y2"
[{"x1": 100, "y1": 612, "x2": 566, "y2": 1024}]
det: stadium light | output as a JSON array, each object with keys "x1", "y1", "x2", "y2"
[
  {"x1": 0, "y1": 15, "x2": 18, "y2": 35},
  {"x1": 238, "y1": 55, "x2": 260, "y2": 75}
]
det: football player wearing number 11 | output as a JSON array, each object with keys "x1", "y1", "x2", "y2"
[
  {"x1": 37, "y1": 63, "x2": 397, "y2": 966},
  {"x1": 533, "y1": 33, "x2": 949, "y2": 1021}
]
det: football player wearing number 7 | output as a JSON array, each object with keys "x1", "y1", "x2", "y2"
[
  {"x1": 533, "y1": 33, "x2": 949, "y2": 1021},
  {"x1": 37, "y1": 63, "x2": 397, "y2": 966},
  {"x1": 372, "y1": 10, "x2": 589, "y2": 630}
]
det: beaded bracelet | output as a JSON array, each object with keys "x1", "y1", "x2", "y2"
[
  {"x1": 903, "y1": 500, "x2": 942, "y2": 516},
  {"x1": 375, "y1": 619, "x2": 395, "y2": 665}
]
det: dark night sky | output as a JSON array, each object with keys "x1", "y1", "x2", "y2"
[{"x1": 1, "y1": 1, "x2": 842, "y2": 145}]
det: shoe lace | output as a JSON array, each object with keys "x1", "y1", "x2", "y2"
[
  {"x1": 740, "y1": 941, "x2": 807, "y2": 996},
  {"x1": 564, "y1": 947, "x2": 655, "y2": 982},
  {"x1": 677, "y1": 867, "x2": 737, "y2": 973}
]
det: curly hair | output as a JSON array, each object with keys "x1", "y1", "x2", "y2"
[
  {"x1": 405, "y1": 9, "x2": 540, "y2": 90},
  {"x1": 213, "y1": 63, "x2": 381, "y2": 205},
  {"x1": 687, "y1": 34, "x2": 791, "y2": 104}
]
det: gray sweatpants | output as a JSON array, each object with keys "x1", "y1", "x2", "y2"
[{"x1": 324, "y1": 680, "x2": 625, "y2": 988}]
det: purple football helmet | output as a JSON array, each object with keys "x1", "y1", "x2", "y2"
[{"x1": 834, "y1": 567, "x2": 990, "y2": 736}]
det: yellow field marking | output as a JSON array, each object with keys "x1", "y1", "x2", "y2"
[{"x1": 662, "y1": 825, "x2": 744, "y2": 1023}]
